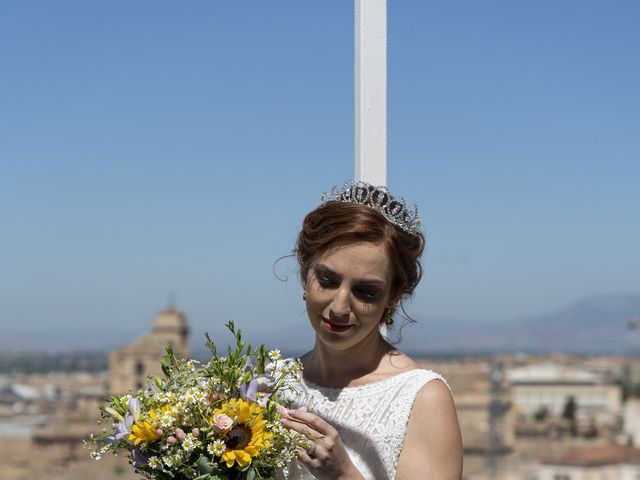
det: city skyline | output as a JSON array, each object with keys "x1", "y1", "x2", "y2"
[{"x1": 1, "y1": 2, "x2": 638, "y2": 349}]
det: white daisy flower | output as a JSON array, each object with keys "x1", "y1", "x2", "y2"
[
  {"x1": 182, "y1": 434, "x2": 196, "y2": 452},
  {"x1": 207, "y1": 439, "x2": 226, "y2": 456},
  {"x1": 183, "y1": 387, "x2": 197, "y2": 403},
  {"x1": 160, "y1": 413, "x2": 175, "y2": 429},
  {"x1": 268, "y1": 349, "x2": 282, "y2": 361},
  {"x1": 187, "y1": 360, "x2": 198, "y2": 371}
]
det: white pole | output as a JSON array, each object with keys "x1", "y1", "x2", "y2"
[{"x1": 355, "y1": 0, "x2": 387, "y2": 187}]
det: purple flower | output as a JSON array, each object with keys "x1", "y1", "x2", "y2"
[
  {"x1": 131, "y1": 447, "x2": 148, "y2": 468},
  {"x1": 239, "y1": 374, "x2": 275, "y2": 403},
  {"x1": 255, "y1": 374, "x2": 275, "y2": 391},
  {"x1": 239, "y1": 380, "x2": 257, "y2": 401},
  {"x1": 106, "y1": 412, "x2": 134, "y2": 443},
  {"x1": 243, "y1": 356, "x2": 256, "y2": 371},
  {"x1": 127, "y1": 397, "x2": 141, "y2": 422},
  {"x1": 256, "y1": 393, "x2": 271, "y2": 408},
  {"x1": 106, "y1": 397, "x2": 140, "y2": 444}
]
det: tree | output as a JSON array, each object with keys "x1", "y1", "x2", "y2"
[
  {"x1": 534, "y1": 405, "x2": 549, "y2": 422},
  {"x1": 562, "y1": 396, "x2": 577, "y2": 421},
  {"x1": 562, "y1": 396, "x2": 578, "y2": 436}
]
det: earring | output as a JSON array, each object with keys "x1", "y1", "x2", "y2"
[
  {"x1": 384, "y1": 307, "x2": 394, "y2": 326},
  {"x1": 303, "y1": 291, "x2": 307, "y2": 301}
]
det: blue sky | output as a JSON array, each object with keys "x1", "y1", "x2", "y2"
[{"x1": 1, "y1": 1, "x2": 638, "y2": 350}]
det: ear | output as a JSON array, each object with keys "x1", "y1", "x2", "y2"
[{"x1": 388, "y1": 293, "x2": 402, "y2": 307}]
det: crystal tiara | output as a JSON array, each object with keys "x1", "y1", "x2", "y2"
[{"x1": 321, "y1": 180, "x2": 422, "y2": 236}]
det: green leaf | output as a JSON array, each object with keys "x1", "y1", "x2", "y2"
[
  {"x1": 152, "y1": 375, "x2": 165, "y2": 390},
  {"x1": 257, "y1": 345, "x2": 266, "y2": 372},
  {"x1": 204, "y1": 332, "x2": 217, "y2": 357},
  {"x1": 161, "y1": 357, "x2": 171, "y2": 378},
  {"x1": 246, "y1": 468, "x2": 257, "y2": 480},
  {"x1": 226, "y1": 320, "x2": 236, "y2": 335},
  {"x1": 197, "y1": 455, "x2": 214, "y2": 474},
  {"x1": 160, "y1": 343, "x2": 176, "y2": 377}
]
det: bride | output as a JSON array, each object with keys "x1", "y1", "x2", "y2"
[{"x1": 279, "y1": 181, "x2": 463, "y2": 480}]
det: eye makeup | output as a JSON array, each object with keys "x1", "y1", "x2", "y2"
[{"x1": 313, "y1": 264, "x2": 385, "y2": 302}]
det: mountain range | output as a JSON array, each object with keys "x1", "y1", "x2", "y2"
[{"x1": 401, "y1": 292, "x2": 640, "y2": 355}]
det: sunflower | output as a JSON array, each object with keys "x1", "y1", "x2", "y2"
[{"x1": 214, "y1": 398, "x2": 272, "y2": 469}]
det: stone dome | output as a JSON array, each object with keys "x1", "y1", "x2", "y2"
[{"x1": 153, "y1": 307, "x2": 188, "y2": 333}]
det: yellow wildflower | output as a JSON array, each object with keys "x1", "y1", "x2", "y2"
[{"x1": 127, "y1": 406, "x2": 172, "y2": 446}]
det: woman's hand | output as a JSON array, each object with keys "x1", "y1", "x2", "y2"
[{"x1": 281, "y1": 409, "x2": 364, "y2": 480}]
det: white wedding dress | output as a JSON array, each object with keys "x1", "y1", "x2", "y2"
[{"x1": 278, "y1": 368, "x2": 449, "y2": 480}]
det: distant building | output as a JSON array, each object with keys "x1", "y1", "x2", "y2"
[
  {"x1": 538, "y1": 445, "x2": 640, "y2": 480},
  {"x1": 424, "y1": 360, "x2": 517, "y2": 480},
  {"x1": 507, "y1": 363, "x2": 622, "y2": 427},
  {"x1": 624, "y1": 398, "x2": 640, "y2": 447},
  {"x1": 108, "y1": 307, "x2": 190, "y2": 395},
  {"x1": 455, "y1": 372, "x2": 516, "y2": 454}
]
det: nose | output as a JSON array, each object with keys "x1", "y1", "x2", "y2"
[{"x1": 330, "y1": 286, "x2": 351, "y2": 318}]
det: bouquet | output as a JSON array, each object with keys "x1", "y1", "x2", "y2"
[{"x1": 86, "y1": 322, "x2": 310, "y2": 479}]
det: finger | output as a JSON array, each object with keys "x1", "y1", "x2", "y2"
[
  {"x1": 297, "y1": 449, "x2": 317, "y2": 466},
  {"x1": 297, "y1": 447, "x2": 324, "y2": 470},
  {"x1": 287, "y1": 409, "x2": 334, "y2": 434},
  {"x1": 280, "y1": 418, "x2": 321, "y2": 438}
]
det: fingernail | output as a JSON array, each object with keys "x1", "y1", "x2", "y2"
[{"x1": 276, "y1": 405, "x2": 291, "y2": 419}]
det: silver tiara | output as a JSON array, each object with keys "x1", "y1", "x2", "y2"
[{"x1": 321, "y1": 180, "x2": 422, "y2": 236}]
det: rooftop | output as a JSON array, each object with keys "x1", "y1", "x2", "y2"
[{"x1": 541, "y1": 445, "x2": 640, "y2": 467}]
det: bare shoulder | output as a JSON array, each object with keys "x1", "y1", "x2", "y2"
[
  {"x1": 415, "y1": 375, "x2": 454, "y2": 406},
  {"x1": 382, "y1": 349, "x2": 420, "y2": 373},
  {"x1": 395, "y1": 377, "x2": 463, "y2": 480}
]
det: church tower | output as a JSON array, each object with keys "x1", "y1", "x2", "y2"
[
  {"x1": 152, "y1": 307, "x2": 189, "y2": 358},
  {"x1": 108, "y1": 306, "x2": 191, "y2": 395}
]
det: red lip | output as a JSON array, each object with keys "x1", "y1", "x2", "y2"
[{"x1": 321, "y1": 317, "x2": 354, "y2": 333}]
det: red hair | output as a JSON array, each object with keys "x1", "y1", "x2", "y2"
[{"x1": 295, "y1": 202, "x2": 425, "y2": 306}]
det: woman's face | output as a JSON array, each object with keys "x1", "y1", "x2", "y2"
[{"x1": 305, "y1": 242, "x2": 393, "y2": 351}]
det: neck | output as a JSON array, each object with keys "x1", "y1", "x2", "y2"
[{"x1": 304, "y1": 328, "x2": 392, "y2": 387}]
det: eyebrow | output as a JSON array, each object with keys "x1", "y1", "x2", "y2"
[{"x1": 314, "y1": 263, "x2": 386, "y2": 286}]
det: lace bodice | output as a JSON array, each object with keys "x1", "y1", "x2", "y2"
[{"x1": 278, "y1": 368, "x2": 449, "y2": 480}]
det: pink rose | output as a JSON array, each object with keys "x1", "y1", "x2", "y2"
[{"x1": 213, "y1": 413, "x2": 233, "y2": 432}]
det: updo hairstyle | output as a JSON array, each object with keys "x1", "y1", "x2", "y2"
[{"x1": 295, "y1": 201, "x2": 425, "y2": 308}]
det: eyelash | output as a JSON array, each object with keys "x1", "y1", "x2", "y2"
[
  {"x1": 355, "y1": 288, "x2": 379, "y2": 302},
  {"x1": 316, "y1": 274, "x2": 338, "y2": 289},
  {"x1": 315, "y1": 274, "x2": 380, "y2": 303}
]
